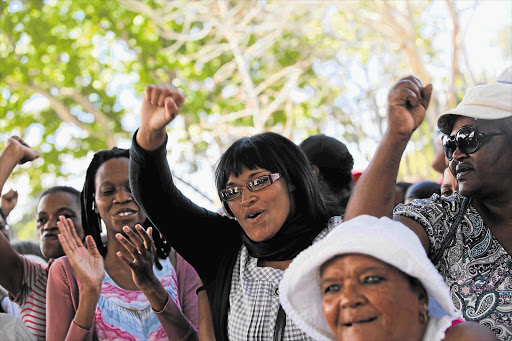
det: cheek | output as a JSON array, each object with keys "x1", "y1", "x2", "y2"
[{"x1": 321, "y1": 297, "x2": 338, "y2": 328}]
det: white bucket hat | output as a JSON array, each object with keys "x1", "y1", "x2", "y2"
[
  {"x1": 279, "y1": 215, "x2": 461, "y2": 341},
  {"x1": 437, "y1": 82, "x2": 512, "y2": 134}
]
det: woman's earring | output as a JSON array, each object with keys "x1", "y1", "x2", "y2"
[{"x1": 419, "y1": 303, "x2": 429, "y2": 324}]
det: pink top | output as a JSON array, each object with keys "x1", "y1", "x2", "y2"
[{"x1": 46, "y1": 254, "x2": 198, "y2": 341}]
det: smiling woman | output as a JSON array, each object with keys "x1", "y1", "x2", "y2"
[
  {"x1": 279, "y1": 215, "x2": 496, "y2": 341},
  {"x1": 46, "y1": 147, "x2": 199, "y2": 341}
]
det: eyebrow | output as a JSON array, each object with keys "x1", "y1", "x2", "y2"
[
  {"x1": 225, "y1": 171, "x2": 266, "y2": 187},
  {"x1": 37, "y1": 207, "x2": 77, "y2": 216},
  {"x1": 321, "y1": 265, "x2": 388, "y2": 279}
]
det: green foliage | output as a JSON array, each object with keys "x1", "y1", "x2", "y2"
[{"x1": 0, "y1": 0, "x2": 506, "y2": 235}]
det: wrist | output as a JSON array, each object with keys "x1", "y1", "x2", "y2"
[
  {"x1": 136, "y1": 127, "x2": 166, "y2": 151},
  {"x1": 81, "y1": 285, "x2": 101, "y2": 298},
  {"x1": 383, "y1": 129, "x2": 413, "y2": 144},
  {"x1": 137, "y1": 274, "x2": 162, "y2": 291}
]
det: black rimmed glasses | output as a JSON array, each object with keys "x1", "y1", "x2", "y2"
[
  {"x1": 219, "y1": 173, "x2": 281, "y2": 202},
  {"x1": 442, "y1": 125, "x2": 504, "y2": 161}
]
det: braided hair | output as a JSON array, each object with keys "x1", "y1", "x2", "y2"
[{"x1": 81, "y1": 147, "x2": 170, "y2": 269}]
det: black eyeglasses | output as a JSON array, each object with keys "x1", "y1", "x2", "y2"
[
  {"x1": 219, "y1": 173, "x2": 281, "y2": 202},
  {"x1": 442, "y1": 125, "x2": 504, "y2": 161}
]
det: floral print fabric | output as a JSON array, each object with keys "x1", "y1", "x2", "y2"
[{"x1": 95, "y1": 258, "x2": 179, "y2": 341}]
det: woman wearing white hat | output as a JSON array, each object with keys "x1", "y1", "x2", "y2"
[
  {"x1": 279, "y1": 215, "x2": 496, "y2": 341},
  {"x1": 344, "y1": 76, "x2": 511, "y2": 340}
]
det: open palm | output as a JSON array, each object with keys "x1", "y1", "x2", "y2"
[{"x1": 57, "y1": 216, "x2": 104, "y2": 290}]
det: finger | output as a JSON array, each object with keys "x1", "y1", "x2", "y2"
[
  {"x1": 116, "y1": 232, "x2": 139, "y2": 257},
  {"x1": 172, "y1": 90, "x2": 185, "y2": 108},
  {"x1": 164, "y1": 97, "x2": 179, "y2": 121},
  {"x1": 421, "y1": 84, "x2": 433, "y2": 110},
  {"x1": 150, "y1": 85, "x2": 161, "y2": 105},
  {"x1": 57, "y1": 233, "x2": 73, "y2": 256},
  {"x1": 402, "y1": 79, "x2": 422, "y2": 104},
  {"x1": 156, "y1": 85, "x2": 168, "y2": 107},
  {"x1": 11, "y1": 136, "x2": 30, "y2": 148},
  {"x1": 135, "y1": 225, "x2": 153, "y2": 250},
  {"x1": 116, "y1": 251, "x2": 137, "y2": 268},
  {"x1": 85, "y1": 235, "x2": 101, "y2": 258},
  {"x1": 57, "y1": 217, "x2": 77, "y2": 250},
  {"x1": 60, "y1": 216, "x2": 81, "y2": 249},
  {"x1": 66, "y1": 217, "x2": 82, "y2": 244},
  {"x1": 144, "y1": 85, "x2": 154, "y2": 102},
  {"x1": 402, "y1": 74, "x2": 424, "y2": 89},
  {"x1": 123, "y1": 225, "x2": 145, "y2": 251}
]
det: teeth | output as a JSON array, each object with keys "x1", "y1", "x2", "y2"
[{"x1": 117, "y1": 211, "x2": 134, "y2": 217}]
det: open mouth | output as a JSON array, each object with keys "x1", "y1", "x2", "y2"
[
  {"x1": 343, "y1": 317, "x2": 377, "y2": 327},
  {"x1": 115, "y1": 208, "x2": 137, "y2": 217},
  {"x1": 246, "y1": 211, "x2": 263, "y2": 220}
]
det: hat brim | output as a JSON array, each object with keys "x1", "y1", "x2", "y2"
[
  {"x1": 279, "y1": 216, "x2": 459, "y2": 341},
  {"x1": 437, "y1": 104, "x2": 512, "y2": 134}
]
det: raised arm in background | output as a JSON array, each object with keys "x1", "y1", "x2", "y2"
[
  {"x1": 0, "y1": 137, "x2": 39, "y2": 295},
  {"x1": 343, "y1": 75, "x2": 432, "y2": 251}
]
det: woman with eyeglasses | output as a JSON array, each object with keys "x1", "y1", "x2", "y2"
[
  {"x1": 344, "y1": 76, "x2": 511, "y2": 341},
  {"x1": 129, "y1": 86, "x2": 341, "y2": 340}
]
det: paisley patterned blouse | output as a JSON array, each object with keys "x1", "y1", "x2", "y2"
[{"x1": 394, "y1": 193, "x2": 511, "y2": 341}]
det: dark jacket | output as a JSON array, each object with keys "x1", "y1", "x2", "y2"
[{"x1": 130, "y1": 134, "x2": 240, "y2": 341}]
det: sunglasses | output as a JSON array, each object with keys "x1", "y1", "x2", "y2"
[
  {"x1": 442, "y1": 125, "x2": 504, "y2": 161},
  {"x1": 219, "y1": 173, "x2": 281, "y2": 202}
]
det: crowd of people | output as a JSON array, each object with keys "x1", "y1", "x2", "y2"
[{"x1": 0, "y1": 74, "x2": 509, "y2": 341}]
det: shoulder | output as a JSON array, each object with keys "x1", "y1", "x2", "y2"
[
  {"x1": 393, "y1": 193, "x2": 465, "y2": 227},
  {"x1": 444, "y1": 321, "x2": 497, "y2": 341}
]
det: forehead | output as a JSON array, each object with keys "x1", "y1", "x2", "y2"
[
  {"x1": 226, "y1": 166, "x2": 267, "y2": 182},
  {"x1": 321, "y1": 253, "x2": 398, "y2": 276},
  {"x1": 95, "y1": 157, "x2": 129, "y2": 184},
  {"x1": 37, "y1": 192, "x2": 80, "y2": 213}
]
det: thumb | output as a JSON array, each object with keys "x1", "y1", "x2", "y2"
[
  {"x1": 421, "y1": 84, "x2": 433, "y2": 110},
  {"x1": 85, "y1": 235, "x2": 101, "y2": 258},
  {"x1": 164, "y1": 97, "x2": 179, "y2": 121}
]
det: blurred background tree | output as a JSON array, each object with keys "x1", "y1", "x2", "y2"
[{"x1": 0, "y1": 0, "x2": 510, "y2": 239}]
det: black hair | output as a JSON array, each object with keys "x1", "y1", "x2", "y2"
[
  {"x1": 405, "y1": 181, "x2": 441, "y2": 201},
  {"x1": 406, "y1": 275, "x2": 429, "y2": 305},
  {"x1": 299, "y1": 135, "x2": 354, "y2": 214},
  {"x1": 215, "y1": 132, "x2": 332, "y2": 227},
  {"x1": 81, "y1": 147, "x2": 170, "y2": 268},
  {"x1": 40, "y1": 186, "x2": 81, "y2": 205},
  {"x1": 0, "y1": 207, "x2": 6, "y2": 222},
  {"x1": 395, "y1": 181, "x2": 413, "y2": 193}
]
